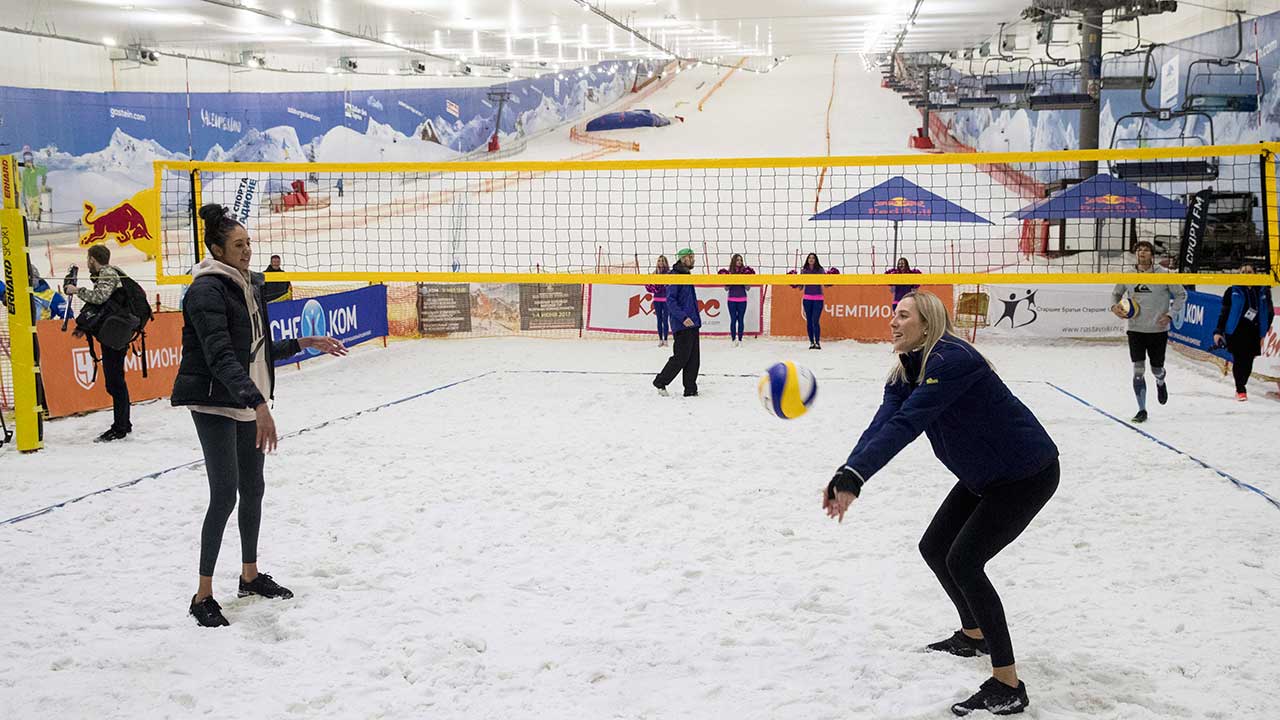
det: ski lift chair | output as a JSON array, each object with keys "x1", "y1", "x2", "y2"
[
  {"x1": 1182, "y1": 59, "x2": 1262, "y2": 113},
  {"x1": 981, "y1": 56, "x2": 1035, "y2": 95},
  {"x1": 1180, "y1": 11, "x2": 1264, "y2": 114},
  {"x1": 1108, "y1": 110, "x2": 1219, "y2": 183},
  {"x1": 1025, "y1": 60, "x2": 1094, "y2": 111},
  {"x1": 1101, "y1": 48, "x2": 1155, "y2": 91}
]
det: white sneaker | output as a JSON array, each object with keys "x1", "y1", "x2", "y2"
[{"x1": 656, "y1": 386, "x2": 670, "y2": 397}]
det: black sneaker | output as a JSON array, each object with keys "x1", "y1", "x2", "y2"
[
  {"x1": 815, "y1": 342, "x2": 822, "y2": 350},
  {"x1": 808, "y1": 342, "x2": 817, "y2": 350},
  {"x1": 927, "y1": 630, "x2": 989, "y2": 658},
  {"x1": 94, "y1": 428, "x2": 128, "y2": 443},
  {"x1": 951, "y1": 677, "x2": 1029, "y2": 716},
  {"x1": 683, "y1": 390, "x2": 698, "y2": 397},
  {"x1": 190, "y1": 595, "x2": 230, "y2": 627},
  {"x1": 238, "y1": 572, "x2": 294, "y2": 599},
  {"x1": 1132, "y1": 409, "x2": 1148, "y2": 423},
  {"x1": 1157, "y1": 383, "x2": 1168, "y2": 405}
]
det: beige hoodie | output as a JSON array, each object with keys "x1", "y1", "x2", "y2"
[{"x1": 188, "y1": 257, "x2": 272, "y2": 422}]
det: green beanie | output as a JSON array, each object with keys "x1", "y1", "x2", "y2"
[{"x1": 676, "y1": 248, "x2": 694, "y2": 258}]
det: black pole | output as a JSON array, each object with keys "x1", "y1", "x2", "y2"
[
  {"x1": 1262, "y1": 150, "x2": 1274, "y2": 280},
  {"x1": 1079, "y1": 3, "x2": 1104, "y2": 179}
]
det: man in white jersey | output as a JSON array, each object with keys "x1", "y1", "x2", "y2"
[{"x1": 1110, "y1": 240, "x2": 1187, "y2": 423}]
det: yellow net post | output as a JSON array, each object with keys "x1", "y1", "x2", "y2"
[{"x1": 1, "y1": 154, "x2": 44, "y2": 451}]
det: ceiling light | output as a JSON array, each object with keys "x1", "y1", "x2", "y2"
[
  {"x1": 325, "y1": 67, "x2": 335, "y2": 74},
  {"x1": 102, "y1": 36, "x2": 117, "y2": 46}
]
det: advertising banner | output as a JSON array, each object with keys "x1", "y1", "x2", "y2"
[
  {"x1": 770, "y1": 285, "x2": 954, "y2": 341},
  {"x1": 36, "y1": 312, "x2": 184, "y2": 418},
  {"x1": 1169, "y1": 289, "x2": 1233, "y2": 361},
  {"x1": 520, "y1": 283, "x2": 583, "y2": 330},
  {"x1": 585, "y1": 284, "x2": 764, "y2": 336},
  {"x1": 269, "y1": 284, "x2": 388, "y2": 365},
  {"x1": 417, "y1": 283, "x2": 472, "y2": 333},
  {"x1": 977, "y1": 284, "x2": 1126, "y2": 338}
]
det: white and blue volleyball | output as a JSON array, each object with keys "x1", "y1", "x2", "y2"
[
  {"x1": 1118, "y1": 297, "x2": 1140, "y2": 319},
  {"x1": 758, "y1": 361, "x2": 818, "y2": 419}
]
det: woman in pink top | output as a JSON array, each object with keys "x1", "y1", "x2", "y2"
[
  {"x1": 790, "y1": 252, "x2": 840, "y2": 349},
  {"x1": 718, "y1": 253, "x2": 756, "y2": 346},
  {"x1": 644, "y1": 255, "x2": 670, "y2": 346}
]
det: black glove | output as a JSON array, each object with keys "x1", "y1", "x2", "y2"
[{"x1": 827, "y1": 465, "x2": 864, "y2": 501}]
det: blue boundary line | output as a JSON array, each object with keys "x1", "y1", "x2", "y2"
[
  {"x1": 0, "y1": 372, "x2": 493, "y2": 528},
  {"x1": 1046, "y1": 381, "x2": 1280, "y2": 512}
]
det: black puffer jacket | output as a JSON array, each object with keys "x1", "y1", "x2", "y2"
[{"x1": 171, "y1": 269, "x2": 300, "y2": 409}]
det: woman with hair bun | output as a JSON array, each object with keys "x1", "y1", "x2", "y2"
[{"x1": 174, "y1": 203, "x2": 347, "y2": 628}]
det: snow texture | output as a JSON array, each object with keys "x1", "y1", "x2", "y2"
[{"x1": 1, "y1": 337, "x2": 1277, "y2": 719}]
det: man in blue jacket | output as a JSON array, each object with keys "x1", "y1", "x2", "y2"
[{"x1": 653, "y1": 248, "x2": 701, "y2": 397}]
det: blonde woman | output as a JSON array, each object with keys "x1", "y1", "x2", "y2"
[{"x1": 823, "y1": 291, "x2": 1059, "y2": 716}]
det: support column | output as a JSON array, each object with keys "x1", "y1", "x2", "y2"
[{"x1": 1079, "y1": 3, "x2": 1104, "y2": 178}]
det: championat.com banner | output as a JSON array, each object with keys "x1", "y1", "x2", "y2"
[
  {"x1": 269, "y1": 285, "x2": 388, "y2": 365},
  {"x1": 585, "y1": 284, "x2": 764, "y2": 336}
]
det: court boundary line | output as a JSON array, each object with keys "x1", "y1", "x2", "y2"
[
  {"x1": 1046, "y1": 381, "x2": 1280, "y2": 512},
  {"x1": 0, "y1": 372, "x2": 493, "y2": 527}
]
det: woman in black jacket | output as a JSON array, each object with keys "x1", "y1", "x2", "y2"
[
  {"x1": 1212, "y1": 263, "x2": 1274, "y2": 401},
  {"x1": 174, "y1": 203, "x2": 346, "y2": 627}
]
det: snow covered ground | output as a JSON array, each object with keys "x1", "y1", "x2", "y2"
[
  {"x1": 1, "y1": 336, "x2": 1277, "y2": 719},
  {"x1": 5, "y1": 54, "x2": 1279, "y2": 720}
]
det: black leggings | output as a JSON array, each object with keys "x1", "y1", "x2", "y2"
[
  {"x1": 918, "y1": 460, "x2": 1060, "y2": 668},
  {"x1": 1226, "y1": 324, "x2": 1261, "y2": 393},
  {"x1": 192, "y1": 412, "x2": 265, "y2": 577}
]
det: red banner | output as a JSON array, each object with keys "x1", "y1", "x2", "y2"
[
  {"x1": 770, "y1": 285, "x2": 954, "y2": 341},
  {"x1": 36, "y1": 312, "x2": 184, "y2": 418}
]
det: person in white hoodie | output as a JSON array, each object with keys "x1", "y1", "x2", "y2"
[
  {"x1": 1109, "y1": 240, "x2": 1187, "y2": 424},
  {"x1": 172, "y1": 203, "x2": 347, "y2": 628}
]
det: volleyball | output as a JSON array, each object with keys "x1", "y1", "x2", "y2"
[
  {"x1": 758, "y1": 361, "x2": 818, "y2": 419},
  {"x1": 1118, "y1": 297, "x2": 1140, "y2": 319}
]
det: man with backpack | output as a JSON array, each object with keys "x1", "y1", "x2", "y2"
[{"x1": 64, "y1": 244, "x2": 150, "y2": 442}]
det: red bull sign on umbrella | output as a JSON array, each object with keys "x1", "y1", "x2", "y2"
[{"x1": 811, "y1": 176, "x2": 991, "y2": 260}]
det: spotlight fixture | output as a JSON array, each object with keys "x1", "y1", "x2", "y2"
[
  {"x1": 338, "y1": 56, "x2": 358, "y2": 72},
  {"x1": 125, "y1": 45, "x2": 159, "y2": 65}
]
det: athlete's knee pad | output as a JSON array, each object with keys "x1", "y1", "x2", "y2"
[
  {"x1": 1132, "y1": 361, "x2": 1146, "y2": 378},
  {"x1": 1152, "y1": 365, "x2": 1166, "y2": 380}
]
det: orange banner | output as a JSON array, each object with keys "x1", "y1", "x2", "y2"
[
  {"x1": 36, "y1": 312, "x2": 184, "y2": 418},
  {"x1": 770, "y1": 285, "x2": 955, "y2": 341}
]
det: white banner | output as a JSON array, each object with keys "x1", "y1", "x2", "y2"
[
  {"x1": 586, "y1": 284, "x2": 763, "y2": 336},
  {"x1": 1255, "y1": 314, "x2": 1280, "y2": 379},
  {"x1": 976, "y1": 284, "x2": 1126, "y2": 338},
  {"x1": 1160, "y1": 55, "x2": 1181, "y2": 110}
]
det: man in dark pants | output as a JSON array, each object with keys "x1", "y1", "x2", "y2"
[
  {"x1": 262, "y1": 254, "x2": 292, "y2": 303},
  {"x1": 64, "y1": 244, "x2": 131, "y2": 442},
  {"x1": 653, "y1": 248, "x2": 701, "y2": 397}
]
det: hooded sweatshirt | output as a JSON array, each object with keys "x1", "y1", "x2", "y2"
[{"x1": 187, "y1": 257, "x2": 272, "y2": 421}]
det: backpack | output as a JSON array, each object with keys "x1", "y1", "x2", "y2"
[{"x1": 74, "y1": 270, "x2": 154, "y2": 380}]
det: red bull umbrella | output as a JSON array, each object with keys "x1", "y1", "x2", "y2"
[
  {"x1": 1007, "y1": 173, "x2": 1187, "y2": 220},
  {"x1": 810, "y1": 176, "x2": 992, "y2": 260}
]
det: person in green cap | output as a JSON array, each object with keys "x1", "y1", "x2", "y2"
[
  {"x1": 653, "y1": 248, "x2": 701, "y2": 397},
  {"x1": 20, "y1": 147, "x2": 48, "y2": 226}
]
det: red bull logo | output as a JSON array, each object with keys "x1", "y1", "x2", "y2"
[
  {"x1": 80, "y1": 200, "x2": 153, "y2": 247},
  {"x1": 871, "y1": 196, "x2": 931, "y2": 215},
  {"x1": 1084, "y1": 194, "x2": 1142, "y2": 207}
]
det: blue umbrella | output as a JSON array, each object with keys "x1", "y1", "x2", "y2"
[
  {"x1": 810, "y1": 176, "x2": 992, "y2": 260},
  {"x1": 1007, "y1": 174, "x2": 1187, "y2": 220}
]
